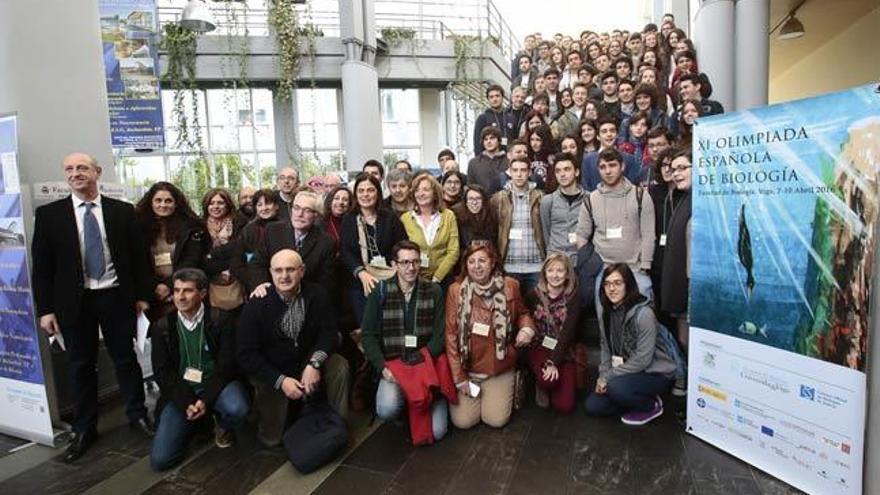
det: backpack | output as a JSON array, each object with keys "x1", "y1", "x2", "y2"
[
  {"x1": 655, "y1": 320, "x2": 687, "y2": 381},
  {"x1": 282, "y1": 399, "x2": 348, "y2": 474}
]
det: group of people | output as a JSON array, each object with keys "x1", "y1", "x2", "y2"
[{"x1": 31, "y1": 15, "x2": 705, "y2": 474}]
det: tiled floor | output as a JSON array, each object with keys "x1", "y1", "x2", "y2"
[{"x1": 0, "y1": 392, "x2": 803, "y2": 495}]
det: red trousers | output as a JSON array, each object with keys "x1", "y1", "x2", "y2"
[
  {"x1": 386, "y1": 349, "x2": 457, "y2": 446},
  {"x1": 527, "y1": 347, "x2": 577, "y2": 414}
]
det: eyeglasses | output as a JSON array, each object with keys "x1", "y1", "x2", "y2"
[
  {"x1": 603, "y1": 279, "x2": 625, "y2": 288},
  {"x1": 395, "y1": 259, "x2": 420, "y2": 268},
  {"x1": 670, "y1": 165, "x2": 692, "y2": 173},
  {"x1": 291, "y1": 204, "x2": 317, "y2": 215}
]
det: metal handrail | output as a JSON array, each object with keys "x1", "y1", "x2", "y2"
[{"x1": 156, "y1": 0, "x2": 522, "y2": 57}]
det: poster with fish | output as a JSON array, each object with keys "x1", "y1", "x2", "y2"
[{"x1": 687, "y1": 85, "x2": 879, "y2": 495}]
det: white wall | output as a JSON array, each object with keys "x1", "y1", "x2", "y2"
[
  {"x1": 0, "y1": 0, "x2": 117, "y2": 184},
  {"x1": 769, "y1": 6, "x2": 880, "y2": 104}
]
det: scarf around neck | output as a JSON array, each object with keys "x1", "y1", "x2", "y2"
[{"x1": 457, "y1": 272, "x2": 510, "y2": 369}]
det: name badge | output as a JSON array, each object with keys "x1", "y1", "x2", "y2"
[
  {"x1": 568, "y1": 232, "x2": 578, "y2": 245},
  {"x1": 542, "y1": 336, "x2": 558, "y2": 350},
  {"x1": 404, "y1": 335, "x2": 418, "y2": 348},
  {"x1": 659, "y1": 234, "x2": 667, "y2": 246},
  {"x1": 611, "y1": 355, "x2": 624, "y2": 368},
  {"x1": 509, "y1": 228, "x2": 524, "y2": 240},
  {"x1": 183, "y1": 367, "x2": 203, "y2": 384},
  {"x1": 370, "y1": 255, "x2": 388, "y2": 268},
  {"x1": 468, "y1": 381, "x2": 482, "y2": 398},
  {"x1": 501, "y1": 137, "x2": 509, "y2": 147},
  {"x1": 606, "y1": 226, "x2": 623, "y2": 239},
  {"x1": 472, "y1": 322, "x2": 491, "y2": 337},
  {"x1": 420, "y1": 252, "x2": 430, "y2": 268},
  {"x1": 154, "y1": 252, "x2": 172, "y2": 267}
]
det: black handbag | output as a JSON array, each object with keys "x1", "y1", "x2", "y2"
[{"x1": 282, "y1": 399, "x2": 348, "y2": 473}]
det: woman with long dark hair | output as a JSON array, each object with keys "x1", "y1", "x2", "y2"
[
  {"x1": 200, "y1": 188, "x2": 244, "y2": 316},
  {"x1": 341, "y1": 173, "x2": 407, "y2": 323},
  {"x1": 323, "y1": 185, "x2": 352, "y2": 252},
  {"x1": 584, "y1": 263, "x2": 675, "y2": 425},
  {"x1": 451, "y1": 184, "x2": 498, "y2": 251},
  {"x1": 526, "y1": 124, "x2": 557, "y2": 192},
  {"x1": 135, "y1": 182, "x2": 206, "y2": 320}
]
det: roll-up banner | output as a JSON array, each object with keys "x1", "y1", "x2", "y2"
[
  {"x1": 687, "y1": 85, "x2": 879, "y2": 494},
  {"x1": 0, "y1": 113, "x2": 55, "y2": 446}
]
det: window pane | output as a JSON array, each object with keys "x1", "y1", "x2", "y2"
[
  {"x1": 117, "y1": 155, "x2": 166, "y2": 189},
  {"x1": 381, "y1": 89, "x2": 420, "y2": 147}
]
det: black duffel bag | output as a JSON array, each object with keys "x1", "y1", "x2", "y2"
[{"x1": 282, "y1": 399, "x2": 348, "y2": 474}]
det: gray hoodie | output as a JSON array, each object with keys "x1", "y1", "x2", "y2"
[
  {"x1": 575, "y1": 178, "x2": 655, "y2": 270},
  {"x1": 540, "y1": 187, "x2": 585, "y2": 261},
  {"x1": 597, "y1": 298, "x2": 676, "y2": 382}
]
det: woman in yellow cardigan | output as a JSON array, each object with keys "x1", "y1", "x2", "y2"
[{"x1": 400, "y1": 174, "x2": 460, "y2": 285}]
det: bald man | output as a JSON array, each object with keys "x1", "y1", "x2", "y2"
[
  {"x1": 275, "y1": 167, "x2": 299, "y2": 221},
  {"x1": 237, "y1": 249, "x2": 348, "y2": 446},
  {"x1": 32, "y1": 152, "x2": 155, "y2": 462}
]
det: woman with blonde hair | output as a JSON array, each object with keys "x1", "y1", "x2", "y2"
[
  {"x1": 400, "y1": 174, "x2": 460, "y2": 286},
  {"x1": 525, "y1": 253, "x2": 580, "y2": 413}
]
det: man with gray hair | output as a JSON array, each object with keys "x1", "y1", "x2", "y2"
[
  {"x1": 149, "y1": 268, "x2": 248, "y2": 470},
  {"x1": 248, "y1": 190, "x2": 335, "y2": 295}
]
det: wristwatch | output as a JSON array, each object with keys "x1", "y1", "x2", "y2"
[{"x1": 309, "y1": 358, "x2": 322, "y2": 370}]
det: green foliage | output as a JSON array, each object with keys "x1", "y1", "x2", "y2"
[
  {"x1": 380, "y1": 27, "x2": 416, "y2": 46},
  {"x1": 219, "y1": 0, "x2": 250, "y2": 91},
  {"x1": 171, "y1": 154, "x2": 275, "y2": 204},
  {"x1": 266, "y1": 0, "x2": 302, "y2": 103},
  {"x1": 162, "y1": 23, "x2": 204, "y2": 152},
  {"x1": 383, "y1": 151, "x2": 401, "y2": 169}
]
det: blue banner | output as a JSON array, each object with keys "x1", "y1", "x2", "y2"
[
  {"x1": 687, "y1": 85, "x2": 880, "y2": 495},
  {"x1": 0, "y1": 113, "x2": 54, "y2": 445},
  {"x1": 99, "y1": 0, "x2": 165, "y2": 148}
]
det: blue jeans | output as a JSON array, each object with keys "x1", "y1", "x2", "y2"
[
  {"x1": 583, "y1": 372, "x2": 671, "y2": 416},
  {"x1": 375, "y1": 377, "x2": 448, "y2": 441},
  {"x1": 150, "y1": 381, "x2": 250, "y2": 471}
]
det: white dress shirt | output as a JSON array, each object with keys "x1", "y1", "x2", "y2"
[{"x1": 72, "y1": 194, "x2": 118, "y2": 289}]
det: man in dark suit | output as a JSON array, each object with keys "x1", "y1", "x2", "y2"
[
  {"x1": 247, "y1": 190, "x2": 335, "y2": 296},
  {"x1": 237, "y1": 249, "x2": 340, "y2": 446},
  {"x1": 32, "y1": 152, "x2": 155, "y2": 462}
]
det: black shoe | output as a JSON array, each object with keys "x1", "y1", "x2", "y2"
[
  {"x1": 130, "y1": 416, "x2": 155, "y2": 437},
  {"x1": 63, "y1": 429, "x2": 97, "y2": 463}
]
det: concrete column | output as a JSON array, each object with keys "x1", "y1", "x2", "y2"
[
  {"x1": 734, "y1": 0, "x2": 769, "y2": 111},
  {"x1": 670, "y1": 0, "x2": 691, "y2": 36},
  {"x1": 0, "y1": 0, "x2": 116, "y2": 183},
  {"x1": 341, "y1": 62, "x2": 382, "y2": 175},
  {"x1": 693, "y1": 0, "x2": 735, "y2": 112},
  {"x1": 339, "y1": 0, "x2": 382, "y2": 174},
  {"x1": 272, "y1": 94, "x2": 299, "y2": 170},
  {"x1": 419, "y1": 89, "x2": 442, "y2": 170}
]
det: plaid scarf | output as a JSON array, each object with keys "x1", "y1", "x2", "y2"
[
  {"x1": 457, "y1": 272, "x2": 510, "y2": 369},
  {"x1": 279, "y1": 293, "x2": 305, "y2": 344},
  {"x1": 381, "y1": 278, "x2": 435, "y2": 359}
]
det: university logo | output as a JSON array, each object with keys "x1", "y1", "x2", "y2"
[
  {"x1": 696, "y1": 398, "x2": 706, "y2": 408},
  {"x1": 799, "y1": 385, "x2": 815, "y2": 401}
]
